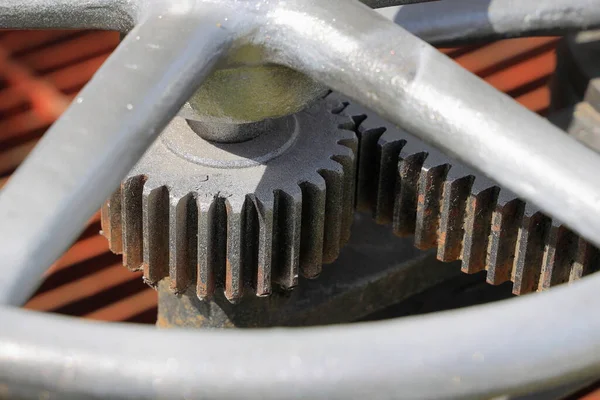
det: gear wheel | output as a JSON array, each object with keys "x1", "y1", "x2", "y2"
[
  {"x1": 341, "y1": 100, "x2": 600, "y2": 296},
  {"x1": 101, "y1": 94, "x2": 357, "y2": 303}
]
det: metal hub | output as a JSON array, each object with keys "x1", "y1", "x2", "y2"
[
  {"x1": 187, "y1": 63, "x2": 327, "y2": 125},
  {"x1": 166, "y1": 114, "x2": 298, "y2": 167}
]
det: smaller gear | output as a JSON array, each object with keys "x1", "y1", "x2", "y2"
[{"x1": 102, "y1": 94, "x2": 357, "y2": 303}]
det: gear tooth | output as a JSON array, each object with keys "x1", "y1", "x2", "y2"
[
  {"x1": 337, "y1": 127, "x2": 358, "y2": 148},
  {"x1": 299, "y1": 177, "x2": 326, "y2": 278},
  {"x1": 101, "y1": 200, "x2": 111, "y2": 244},
  {"x1": 196, "y1": 197, "x2": 225, "y2": 301},
  {"x1": 570, "y1": 238, "x2": 600, "y2": 282},
  {"x1": 512, "y1": 210, "x2": 550, "y2": 295},
  {"x1": 142, "y1": 181, "x2": 169, "y2": 287},
  {"x1": 393, "y1": 149, "x2": 427, "y2": 237},
  {"x1": 327, "y1": 98, "x2": 356, "y2": 142},
  {"x1": 323, "y1": 92, "x2": 349, "y2": 114},
  {"x1": 485, "y1": 198, "x2": 525, "y2": 285},
  {"x1": 340, "y1": 102, "x2": 369, "y2": 123},
  {"x1": 318, "y1": 160, "x2": 345, "y2": 264},
  {"x1": 272, "y1": 188, "x2": 301, "y2": 290},
  {"x1": 348, "y1": 111, "x2": 401, "y2": 219},
  {"x1": 437, "y1": 174, "x2": 473, "y2": 262},
  {"x1": 355, "y1": 124, "x2": 387, "y2": 213},
  {"x1": 121, "y1": 175, "x2": 146, "y2": 271},
  {"x1": 374, "y1": 133, "x2": 404, "y2": 224},
  {"x1": 224, "y1": 198, "x2": 246, "y2": 303},
  {"x1": 414, "y1": 163, "x2": 450, "y2": 250},
  {"x1": 253, "y1": 196, "x2": 274, "y2": 297},
  {"x1": 539, "y1": 224, "x2": 561, "y2": 290},
  {"x1": 332, "y1": 143, "x2": 357, "y2": 247},
  {"x1": 460, "y1": 186, "x2": 499, "y2": 274},
  {"x1": 105, "y1": 187, "x2": 124, "y2": 254},
  {"x1": 101, "y1": 200, "x2": 110, "y2": 237},
  {"x1": 539, "y1": 225, "x2": 578, "y2": 290},
  {"x1": 331, "y1": 111, "x2": 356, "y2": 135},
  {"x1": 168, "y1": 192, "x2": 197, "y2": 294}
]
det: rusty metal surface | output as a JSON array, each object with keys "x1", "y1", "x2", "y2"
[
  {"x1": 344, "y1": 98, "x2": 600, "y2": 296},
  {"x1": 156, "y1": 214, "x2": 462, "y2": 328}
]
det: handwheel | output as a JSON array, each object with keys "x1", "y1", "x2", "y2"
[{"x1": 1, "y1": 0, "x2": 600, "y2": 398}]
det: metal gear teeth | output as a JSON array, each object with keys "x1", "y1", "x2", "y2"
[
  {"x1": 102, "y1": 95, "x2": 357, "y2": 303},
  {"x1": 342, "y1": 100, "x2": 600, "y2": 295}
]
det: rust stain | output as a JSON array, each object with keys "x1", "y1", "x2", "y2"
[{"x1": 437, "y1": 230, "x2": 447, "y2": 247}]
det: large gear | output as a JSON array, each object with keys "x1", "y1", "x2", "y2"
[
  {"x1": 342, "y1": 100, "x2": 600, "y2": 295},
  {"x1": 101, "y1": 94, "x2": 357, "y2": 303}
]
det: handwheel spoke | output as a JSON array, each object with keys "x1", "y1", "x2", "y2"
[
  {"x1": 264, "y1": 0, "x2": 600, "y2": 251},
  {"x1": 393, "y1": 0, "x2": 600, "y2": 46},
  {"x1": 0, "y1": 0, "x2": 140, "y2": 31},
  {"x1": 0, "y1": 9, "x2": 235, "y2": 306}
]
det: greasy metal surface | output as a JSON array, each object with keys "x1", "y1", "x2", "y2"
[
  {"x1": 102, "y1": 94, "x2": 357, "y2": 303},
  {"x1": 391, "y1": 0, "x2": 600, "y2": 46},
  {"x1": 156, "y1": 214, "x2": 461, "y2": 328},
  {"x1": 188, "y1": 64, "x2": 327, "y2": 125}
]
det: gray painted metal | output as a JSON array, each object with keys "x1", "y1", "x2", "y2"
[
  {"x1": 0, "y1": 0, "x2": 139, "y2": 31},
  {"x1": 2, "y1": 271, "x2": 600, "y2": 399},
  {"x1": 391, "y1": 0, "x2": 600, "y2": 46},
  {"x1": 0, "y1": 0, "x2": 432, "y2": 31},
  {"x1": 0, "y1": 0, "x2": 600, "y2": 398},
  {"x1": 0, "y1": 0, "x2": 433, "y2": 32}
]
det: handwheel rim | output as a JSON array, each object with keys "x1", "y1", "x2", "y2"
[{"x1": 0, "y1": 0, "x2": 600, "y2": 398}]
